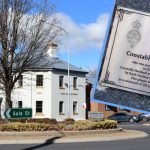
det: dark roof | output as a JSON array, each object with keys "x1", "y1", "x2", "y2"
[{"x1": 30, "y1": 57, "x2": 88, "y2": 74}]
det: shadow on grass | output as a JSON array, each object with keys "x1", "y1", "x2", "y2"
[{"x1": 22, "y1": 136, "x2": 62, "y2": 150}]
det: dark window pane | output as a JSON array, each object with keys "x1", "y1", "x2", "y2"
[
  {"x1": 18, "y1": 101, "x2": 22, "y2": 108},
  {"x1": 36, "y1": 101, "x2": 43, "y2": 113},
  {"x1": 59, "y1": 101, "x2": 64, "y2": 113},
  {"x1": 36, "y1": 75, "x2": 43, "y2": 87},
  {"x1": 10, "y1": 101, "x2": 12, "y2": 108},
  {"x1": 73, "y1": 101, "x2": 78, "y2": 114},
  {"x1": 73, "y1": 77, "x2": 77, "y2": 89},
  {"x1": 59, "y1": 76, "x2": 64, "y2": 88},
  {"x1": 105, "y1": 105, "x2": 116, "y2": 111},
  {"x1": 0, "y1": 98, "x2": 2, "y2": 118},
  {"x1": 18, "y1": 75, "x2": 23, "y2": 87}
]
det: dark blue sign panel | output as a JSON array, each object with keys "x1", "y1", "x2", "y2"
[{"x1": 92, "y1": 0, "x2": 150, "y2": 114}]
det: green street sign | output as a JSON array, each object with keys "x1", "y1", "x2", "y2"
[{"x1": 4, "y1": 108, "x2": 32, "y2": 119}]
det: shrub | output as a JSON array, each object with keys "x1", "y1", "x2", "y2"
[
  {"x1": 64, "y1": 118, "x2": 75, "y2": 125},
  {"x1": 57, "y1": 122, "x2": 65, "y2": 130},
  {"x1": 102, "y1": 120, "x2": 117, "y2": 129},
  {"x1": 27, "y1": 118, "x2": 58, "y2": 124},
  {"x1": 0, "y1": 123, "x2": 59, "y2": 132},
  {"x1": 9, "y1": 118, "x2": 58, "y2": 125},
  {"x1": 0, "y1": 118, "x2": 7, "y2": 124},
  {"x1": 74, "y1": 120, "x2": 117, "y2": 130},
  {"x1": 8, "y1": 119, "x2": 26, "y2": 123},
  {"x1": 0, "y1": 120, "x2": 117, "y2": 131},
  {"x1": 45, "y1": 118, "x2": 58, "y2": 124}
]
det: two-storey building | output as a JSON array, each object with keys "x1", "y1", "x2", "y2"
[{"x1": 0, "y1": 44, "x2": 88, "y2": 121}]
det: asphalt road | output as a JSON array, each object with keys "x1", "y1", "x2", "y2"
[
  {"x1": 118, "y1": 122, "x2": 150, "y2": 134},
  {"x1": 1, "y1": 122, "x2": 150, "y2": 150}
]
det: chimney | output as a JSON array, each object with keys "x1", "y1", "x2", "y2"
[{"x1": 47, "y1": 42, "x2": 58, "y2": 58}]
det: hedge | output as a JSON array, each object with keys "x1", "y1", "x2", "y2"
[
  {"x1": 0, "y1": 123, "x2": 59, "y2": 132},
  {"x1": 8, "y1": 118, "x2": 58, "y2": 124},
  {"x1": 63, "y1": 118, "x2": 75, "y2": 125},
  {"x1": 0, "y1": 120, "x2": 117, "y2": 131},
  {"x1": 74, "y1": 120, "x2": 117, "y2": 130}
]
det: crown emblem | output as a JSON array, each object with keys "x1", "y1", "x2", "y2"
[
  {"x1": 132, "y1": 20, "x2": 141, "y2": 30},
  {"x1": 127, "y1": 20, "x2": 141, "y2": 49}
]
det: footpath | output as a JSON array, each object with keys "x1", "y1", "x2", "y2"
[{"x1": 0, "y1": 128, "x2": 148, "y2": 144}]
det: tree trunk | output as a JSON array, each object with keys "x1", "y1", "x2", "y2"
[{"x1": 5, "y1": 90, "x2": 12, "y2": 109}]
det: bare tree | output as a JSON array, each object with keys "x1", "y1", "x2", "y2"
[
  {"x1": 88, "y1": 69, "x2": 96, "y2": 77},
  {"x1": 0, "y1": 0, "x2": 63, "y2": 109}
]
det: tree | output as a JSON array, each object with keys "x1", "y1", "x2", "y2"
[
  {"x1": 0, "y1": 0, "x2": 63, "y2": 109},
  {"x1": 88, "y1": 69, "x2": 96, "y2": 77}
]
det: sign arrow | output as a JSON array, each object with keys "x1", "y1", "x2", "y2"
[{"x1": 5, "y1": 109, "x2": 11, "y2": 119}]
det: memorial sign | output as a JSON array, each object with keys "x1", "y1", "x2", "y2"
[{"x1": 92, "y1": 0, "x2": 150, "y2": 113}]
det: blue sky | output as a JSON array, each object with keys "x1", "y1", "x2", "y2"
[{"x1": 53, "y1": 0, "x2": 115, "y2": 70}]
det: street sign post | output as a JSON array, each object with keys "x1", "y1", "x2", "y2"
[{"x1": 4, "y1": 108, "x2": 32, "y2": 119}]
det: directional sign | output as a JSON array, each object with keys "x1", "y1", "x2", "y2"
[{"x1": 4, "y1": 108, "x2": 32, "y2": 119}]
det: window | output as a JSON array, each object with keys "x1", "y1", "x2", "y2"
[
  {"x1": 36, "y1": 75, "x2": 43, "y2": 87},
  {"x1": 0, "y1": 98, "x2": 2, "y2": 117},
  {"x1": 105, "y1": 105, "x2": 116, "y2": 111},
  {"x1": 59, "y1": 101, "x2": 64, "y2": 114},
  {"x1": 9, "y1": 101, "x2": 12, "y2": 108},
  {"x1": 18, "y1": 101, "x2": 22, "y2": 108},
  {"x1": 59, "y1": 76, "x2": 64, "y2": 88},
  {"x1": 118, "y1": 107, "x2": 131, "y2": 112},
  {"x1": 73, "y1": 101, "x2": 78, "y2": 114},
  {"x1": 18, "y1": 75, "x2": 23, "y2": 87},
  {"x1": 36, "y1": 101, "x2": 43, "y2": 113},
  {"x1": 73, "y1": 77, "x2": 77, "y2": 89}
]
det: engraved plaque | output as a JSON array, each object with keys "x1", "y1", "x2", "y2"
[
  {"x1": 99, "y1": 7, "x2": 150, "y2": 96},
  {"x1": 92, "y1": 1, "x2": 150, "y2": 113}
]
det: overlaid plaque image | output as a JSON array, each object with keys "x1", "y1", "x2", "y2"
[
  {"x1": 100, "y1": 7, "x2": 150, "y2": 96},
  {"x1": 93, "y1": 0, "x2": 150, "y2": 113}
]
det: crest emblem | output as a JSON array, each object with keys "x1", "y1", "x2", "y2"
[{"x1": 127, "y1": 20, "x2": 141, "y2": 48}]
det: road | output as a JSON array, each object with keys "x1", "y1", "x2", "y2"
[
  {"x1": 0, "y1": 122, "x2": 150, "y2": 150},
  {"x1": 119, "y1": 122, "x2": 150, "y2": 134}
]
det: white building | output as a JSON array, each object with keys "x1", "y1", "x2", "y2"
[{"x1": 0, "y1": 44, "x2": 88, "y2": 121}]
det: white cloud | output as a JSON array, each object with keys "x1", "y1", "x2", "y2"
[{"x1": 57, "y1": 13, "x2": 109, "y2": 53}]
